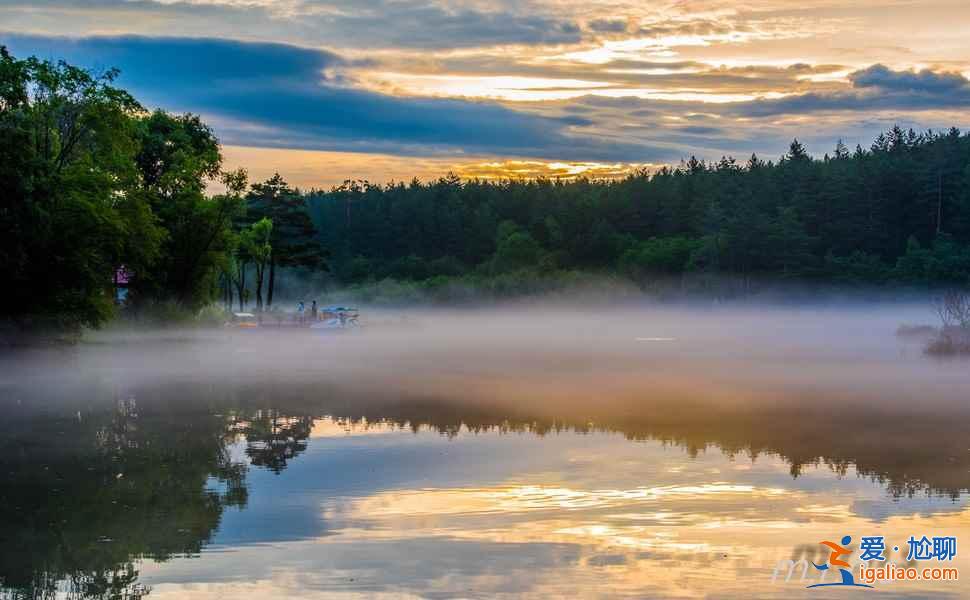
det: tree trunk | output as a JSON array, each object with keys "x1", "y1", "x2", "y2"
[
  {"x1": 255, "y1": 265, "x2": 264, "y2": 311},
  {"x1": 223, "y1": 274, "x2": 231, "y2": 311},
  {"x1": 267, "y1": 257, "x2": 276, "y2": 308},
  {"x1": 937, "y1": 170, "x2": 943, "y2": 235},
  {"x1": 237, "y1": 266, "x2": 247, "y2": 311}
]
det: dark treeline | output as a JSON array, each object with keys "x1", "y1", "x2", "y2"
[
  {"x1": 5, "y1": 45, "x2": 970, "y2": 337},
  {"x1": 0, "y1": 48, "x2": 324, "y2": 338},
  {"x1": 309, "y1": 130, "x2": 970, "y2": 296}
]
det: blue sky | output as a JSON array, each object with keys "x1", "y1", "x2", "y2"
[{"x1": 3, "y1": 1, "x2": 969, "y2": 185}]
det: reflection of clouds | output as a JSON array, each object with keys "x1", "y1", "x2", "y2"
[
  {"x1": 11, "y1": 306, "x2": 970, "y2": 498},
  {"x1": 9, "y1": 306, "x2": 970, "y2": 597},
  {"x1": 850, "y1": 497, "x2": 970, "y2": 523},
  {"x1": 343, "y1": 482, "x2": 788, "y2": 517},
  {"x1": 794, "y1": 503, "x2": 854, "y2": 520},
  {"x1": 309, "y1": 416, "x2": 403, "y2": 438},
  {"x1": 127, "y1": 424, "x2": 970, "y2": 597},
  {"x1": 551, "y1": 523, "x2": 732, "y2": 553},
  {"x1": 7, "y1": 313, "x2": 970, "y2": 597}
]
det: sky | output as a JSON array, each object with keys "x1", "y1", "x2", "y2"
[{"x1": 3, "y1": 0, "x2": 970, "y2": 188}]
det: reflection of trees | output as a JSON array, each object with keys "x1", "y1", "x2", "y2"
[
  {"x1": 176, "y1": 379, "x2": 970, "y2": 500},
  {"x1": 303, "y1": 395, "x2": 970, "y2": 500},
  {"x1": 23, "y1": 564, "x2": 148, "y2": 600},
  {"x1": 0, "y1": 391, "x2": 312, "y2": 599},
  {"x1": 2, "y1": 375, "x2": 969, "y2": 597},
  {"x1": 237, "y1": 410, "x2": 314, "y2": 474}
]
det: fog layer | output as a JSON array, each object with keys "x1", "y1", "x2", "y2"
[{"x1": 3, "y1": 302, "x2": 964, "y2": 415}]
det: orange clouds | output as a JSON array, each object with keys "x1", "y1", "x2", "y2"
[{"x1": 221, "y1": 145, "x2": 658, "y2": 188}]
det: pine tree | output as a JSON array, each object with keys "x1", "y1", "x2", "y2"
[{"x1": 246, "y1": 174, "x2": 326, "y2": 308}]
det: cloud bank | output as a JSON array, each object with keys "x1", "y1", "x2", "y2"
[
  {"x1": 3, "y1": 0, "x2": 969, "y2": 183},
  {"x1": 2, "y1": 34, "x2": 658, "y2": 161}
]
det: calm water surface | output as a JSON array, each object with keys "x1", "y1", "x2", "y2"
[{"x1": 1, "y1": 306, "x2": 969, "y2": 598}]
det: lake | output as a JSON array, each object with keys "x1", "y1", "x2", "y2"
[{"x1": 1, "y1": 305, "x2": 968, "y2": 598}]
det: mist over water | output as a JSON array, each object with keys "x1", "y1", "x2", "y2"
[
  {"x1": 10, "y1": 301, "x2": 966, "y2": 422},
  {"x1": 2, "y1": 300, "x2": 969, "y2": 598}
]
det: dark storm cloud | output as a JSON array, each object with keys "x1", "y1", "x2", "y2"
[{"x1": 0, "y1": 34, "x2": 657, "y2": 161}]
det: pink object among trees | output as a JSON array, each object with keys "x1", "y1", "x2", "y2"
[{"x1": 115, "y1": 266, "x2": 133, "y2": 285}]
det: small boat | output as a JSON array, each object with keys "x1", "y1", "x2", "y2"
[
  {"x1": 227, "y1": 312, "x2": 259, "y2": 328},
  {"x1": 310, "y1": 306, "x2": 360, "y2": 330}
]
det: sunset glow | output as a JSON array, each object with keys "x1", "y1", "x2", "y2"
[{"x1": 2, "y1": 1, "x2": 969, "y2": 187}]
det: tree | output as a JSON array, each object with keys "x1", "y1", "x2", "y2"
[
  {"x1": 784, "y1": 139, "x2": 810, "y2": 163},
  {"x1": 227, "y1": 245, "x2": 249, "y2": 312},
  {"x1": 224, "y1": 216, "x2": 273, "y2": 312},
  {"x1": 619, "y1": 237, "x2": 699, "y2": 279},
  {"x1": 0, "y1": 47, "x2": 159, "y2": 336},
  {"x1": 492, "y1": 225, "x2": 542, "y2": 272},
  {"x1": 767, "y1": 206, "x2": 816, "y2": 277},
  {"x1": 217, "y1": 169, "x2": 249, "y2": 311},
  {"x1": 246, "y1": 218, "x2": 273, "y2": 311},
  {"x1": 301, "y1": 125, "x2": 970, "y2": 293},
  {"x1": 246, "y1": 174, "x2": 326, "y2": 308},
  {"x1": 132, "y1": 111, "x2": 240, "y2": 310}
]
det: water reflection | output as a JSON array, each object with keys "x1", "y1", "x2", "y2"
[
  {"x1": 1, "y1": 377, "x2": 968, "y2": 598},
  {"x1": 3, "y1": 304, "x2": 970, "y2": 598},
  {"x1": 0, "y1": 395, "x2": 247, "y2": 599},
  {"x1": 237, "y1": 411, "x2": 314, "y2": 473}
]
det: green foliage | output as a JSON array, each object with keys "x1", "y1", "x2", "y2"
[
  {"x1": 339, "y1": 277, "x2": 426, "y2": 305},
  {"x1": 492, "y1": 223, "x2": 542, "y2": 272},
  {"x1": 0, "y1": 48, "x2": 286, "y2": 338},
  {"x1": 131, "y1": 111, "x2": 240, "y2": 310},
  {"x1": 307, "y1": 125, "x2": 970, "y2": 291},
  {"x1": 118, "y1": 298, "x2": 227, "y2": 327},
  {"x1": 244, "y1": 217, "x2": 273, "y2": 310},
  {"x1": 245, "y1": 174, "x2": 326, "y2": 307},
  {"x1": 619, "y1": 236, "x2": 700, "y2": 279},
  {"x1": 322, "y1": 268, "x2": 641, "y2": 306},
  {"x1": 768, "y1": 206, "x2": 817, "y2": 276},
  {"x1": 226, "y1": 215, "x2": 274, "y2": 312},
  {"x1": 893, "y1": 235, "x2": 970, "y2": 284},
  {"x1": 825, "y1": 250, "x2": 892, "y2": 283},
  {"x1": 387, "y1": 254, "x2": 431, "y2": 280},
  {"x1": 0, "y1": 47, "x2": 153, "y2": 335},
  {"x1": 5, "y1": 43, "x2": 970, "y2": 332},
  {"x1": 893, "y1": 236, "x2": 933, "y2": 283},
  {"x1": 340, "y1": 255, "x2": 376, "y2": 283},
  {"x1": 427, "y1": 255, "x2": 466, "y2": 277}
]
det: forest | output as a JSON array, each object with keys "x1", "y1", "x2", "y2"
[
  {"x1": 3, "y1": 46, "x2": 970, "y2": 337},
  {"x1": 309, "y1": 129, "x2": 970, "y2": 300}
]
